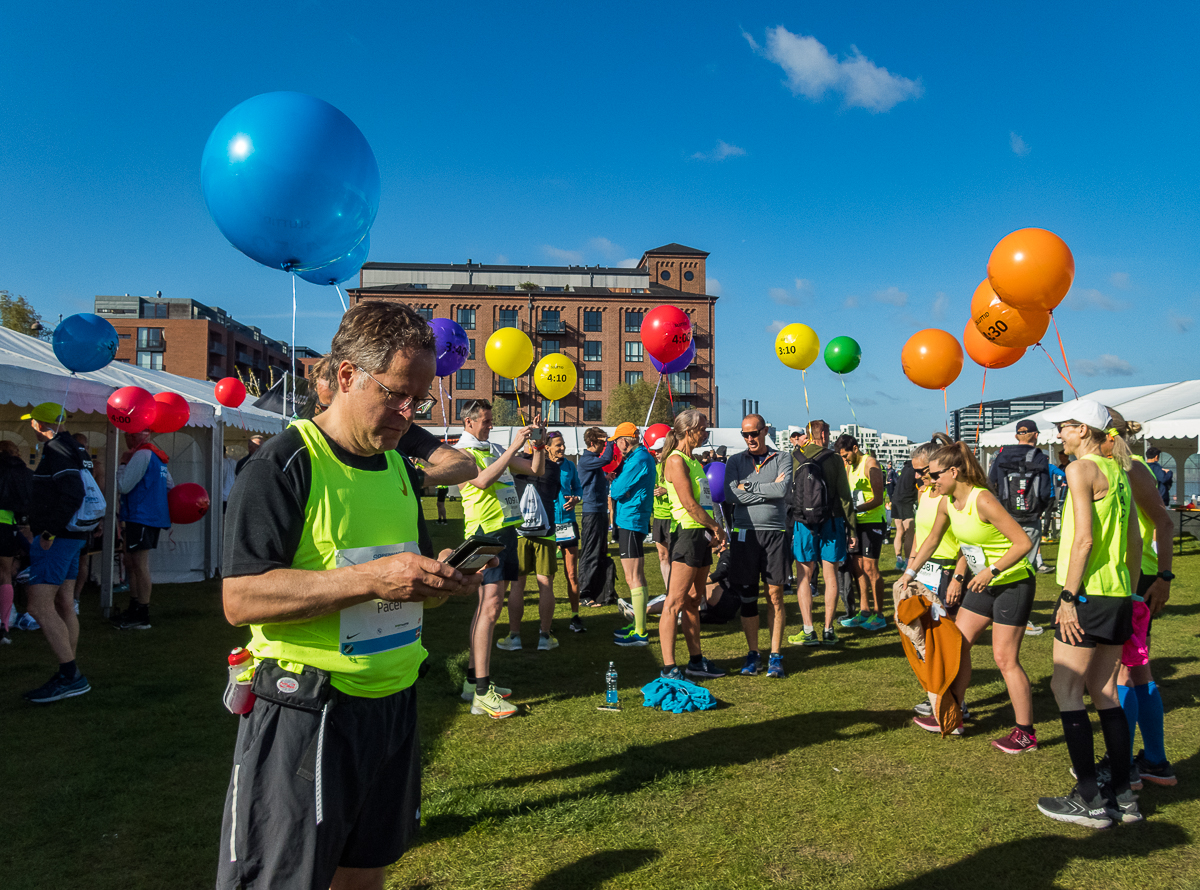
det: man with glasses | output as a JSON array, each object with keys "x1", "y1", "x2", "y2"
[
  {"x1": 607, "y1": 422, "x2": 658, "y2": 647},
  {"x1": 456, "y1": 399, "x2": 544, "y2": 718},
  {"x1": 724, "y1": 414, "x2": 790, "y2": 678},
  {"x1": 217, "y1": 302, "x2": 483, "y2": 890}
]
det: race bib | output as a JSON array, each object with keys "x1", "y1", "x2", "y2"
[
  {"x1": 335, "y1": 542, "x2": 423, "y2": 656},
  {"x1": 855, "y1": 489, "x2": 869, "y2": 507},
  {"x1": 916, "y1": 561, "x2": 943, "y2": 593},
  {"x1": 496, "y1": 470, "x2": 521, "y2": 521},
  {"x1": 698, "y1": 478, "x2": 713, "y2": 511},
  {"x1": 961, "y1": 543, "x2": 987, "y2": 576},
  {"x1": 555, "y1": 521, "x2": 576, "y2": 543}
]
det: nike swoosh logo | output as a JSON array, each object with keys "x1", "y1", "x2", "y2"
[{"x1": 345, "y1": 633, "x2": 361, "y2": 639}]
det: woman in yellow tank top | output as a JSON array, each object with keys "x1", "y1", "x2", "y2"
[
  {"x1": 899, "y1": 440, "x2": 1034, "y2": 748},
  {"x1": 906, "y1": 433, "x2": 968, "y2": 611},
  {"x1": 1035, "y1": 400, "x2": 1144, "y2": 827}
]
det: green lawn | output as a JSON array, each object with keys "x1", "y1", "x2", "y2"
[{"x1": 3, "y1": 498, "x2": 1198, "y2": 890}]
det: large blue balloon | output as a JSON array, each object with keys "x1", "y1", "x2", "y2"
[
  {"x1": 201, "y1": 92, "x2": 380, "y2": 273},
  {"x1": 297, "y1": 233, "x2": 370, "y2": 286},
  {"x1": 53, "y1": 313, "x2": 119, "y2": 373}
]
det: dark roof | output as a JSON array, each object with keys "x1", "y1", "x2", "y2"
[
  {"x1": 360, "y1": 261, "x2": 643, "y2": 275},
  {"x1": 642, "y1": 243, "x2": 709, "y2": 257},
  {"x1": 346, "y1": 282, "x2": 715, "y2": 301}
]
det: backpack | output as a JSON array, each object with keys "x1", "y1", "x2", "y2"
[
  {"x1": 66, "y1": 469, "x2": 106, "y2": 533},
  {"x1": 518, "y1": 481, "x2": 551, "y2": 538},
  {"x1": 790, "y1": 449, "x2": 836, "y2": 529},
  {"x1": 0, "y1": 461, "x2": 33, "y2": 517},
  {"x1": 997, "y1": 450, "x2": 1049, "y2": 519}
]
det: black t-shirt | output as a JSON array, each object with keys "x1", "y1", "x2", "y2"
[
  {"x1": 224, "y1": 423, "x2": 429, "y2": 577},
  {"x1": 397, "y1": 424, "x2": 441, "y2": 463}
]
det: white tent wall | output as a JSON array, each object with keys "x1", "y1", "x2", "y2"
[{"x1": 423, "y1": 426, "x2": 759, "y2": 457}]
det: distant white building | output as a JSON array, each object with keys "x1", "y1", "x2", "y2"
[{"x1": 836, "y1": 424, "x2": 914, "y2": 466}]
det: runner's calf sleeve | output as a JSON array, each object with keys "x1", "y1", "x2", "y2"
[
  {"x1": 1060, "y1": 709, "x2": 1098, "y2": 800},
  {"x1": 1118, "y1": 684, "x2": 1138, "y2": 756},
  {"x1": 738, "y1": 585, "x2": 759, "y2": 619},
  {"x1": 1134, "y1": 682, "x2": 1167, "y2": 764},
  {"x1": 632, "y1": 587, "x2": 647, "y2": 635},
  {"x1": 1098, "y1": 706, "x2": 1132, "y2": 793}
]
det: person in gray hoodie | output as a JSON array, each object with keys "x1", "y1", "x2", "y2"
[{"x1": 724, "y1": 414, "x2": 791, "y2": 679}]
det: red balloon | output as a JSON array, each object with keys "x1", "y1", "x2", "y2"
[
  {"x1": 107, "y1": 386, "x2": 157, "y2": 433},
  {"x1": 640, "y1": 305, "x2": 692, "y2": 364},
  {"x1": 168, "y1": 483, "x2": 211, "y2": 525},
  {"x1": 901, "y1": 329, "x2": 964, "y2": 390},
  {"x1": 602, "y1": 446, "x2": 623, "y2": 475},
  {"x1": 643, "y1": 423, "x2": 670, "y2": 449},
  {"x1": 215, "y1": 377, "x2": 246, "y2": 408},
  {"x1": 149, "y1": 392, "x2": 190, "y2": 434}
]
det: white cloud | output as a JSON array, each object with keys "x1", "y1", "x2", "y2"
[
  {"x1": 794, "y1": 278, "x2": 813, "y2": 293},
  {"x1": 617, "y1": 257, "x2": 640, "y2": 268},
  {"x1": 770, "y1": 287, "x2": 800, "y2": 306},
  {"x1": 588, "y1": 237, "x2": 624, "y2": 260},
  {"x1": 1110, "y1": 271, "x2": 1131, "y2": 290},
  {"x1": 748, "y1": 26, "x2": 923, "y2": 113},
  {"x1": 1075, "y1": 354, "x2": 1135, "y2": 377},
  {"x1": 1170, "y1": 313, "x2": 1192, "y2": 332},
  {"x1": 495, "y1": 254, "x2": 508, "y2": 264},
  {"x1": 766, "y1": 320, "x2": 788, "y2": 333},
  {"x1": 1010, "y1": 131, "x2": 1031, "y2": 157},
  {"x1": 1065, "y1": 288, "x2": 1127, "y2": 311},
  {"x1": 690, "y1": 140, "x2": 747, "y2": 161},
  {"x1": 931, "y1": 291, "x2": 949, "y2": 320},
  {"x1": 542, "y1": 245, "x2": 583, "y2": 264},
  {"x1": 873, "y1": 286, "x2": 908, "y2": 307},
  {"x1": 707, "y1": 277, "x2": 722, "y2": 296},
  {"x1": 844, "y1": 295, "x2": 860, "y2": 308}
]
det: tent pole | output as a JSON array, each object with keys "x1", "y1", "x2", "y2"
[{"x1": 100, "y1": 424, "x2": 119, "y2": 617}]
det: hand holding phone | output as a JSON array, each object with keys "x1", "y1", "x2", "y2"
[{"x1": 444, "y1": 534, "x2": 505, "y2": 574}]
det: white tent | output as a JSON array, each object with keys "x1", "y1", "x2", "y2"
[{"x1": 0, "y1": 327, "x2": 289, "y2": 612}]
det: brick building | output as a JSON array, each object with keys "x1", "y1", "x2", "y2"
[
  {"x1": 347, "y1": 243, "x2": 719, "y2": 426},
  {"x1": 94, "y1": 293, "x2": 317, "y2": 390}
]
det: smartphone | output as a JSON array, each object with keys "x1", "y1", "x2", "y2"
[
  {"x1": 444, "y1": 534, "x2": 505, "y2": 573},
  {"x1": 529, "y1": 428, "x2": 543, "y2": 442}
]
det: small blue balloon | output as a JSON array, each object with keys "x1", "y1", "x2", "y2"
[
  {"x1": 53, "y1": 313, "x2": 119, "y2": 373},
  {"x1": 297, "y1": 233, "x2": 370, "y2": 286},
  {"x1": 200, "y1": 92, "x2": 380, "y2": 273},
  {"x1": 651, "y1": 339, "x2": 695, "y2": 375}
]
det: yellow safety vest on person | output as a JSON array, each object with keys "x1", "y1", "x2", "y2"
[
  {"x1": 945, "y1": 487, "x2": 1032, "y2": 585},
  {"x1": 247, "y1": 420, "x2": 424, "y2": 698},
  {"x1": 460, "y1": 445, "x2": 522, "y2": 534},
  {"x1": 1130, "y1": 456, "x2": 1160, "y2": 577},
  {"x1": 1057, "y1": 453, "x2": 1133, "y2": 597},
  {"x1": 665, "y1": 452, "x2": 712, "y2": 530},
  {"x1": 653, "y1": 461, "x2": 674, "y2": 526},
  {"x1": 848, "y1": 457, "x2": 885, "y2": 523}
]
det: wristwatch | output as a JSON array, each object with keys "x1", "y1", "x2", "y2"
[
  {"x1": 1157, "y1": 571, "x2": 1176, "y2": 581},
  {"x1": 1060, "y1": 588, "x2": 1088, "y2": 604},
  {"x1": 953, "y1": 573, "x2": 965, "y2": 583}
]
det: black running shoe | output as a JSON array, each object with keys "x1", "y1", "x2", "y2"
[
  {"x1": 1134, "y1": 750, "x2": 1177, "y2": 787},
  {"x1": 23, "y1": 671, "x2": 91, "y2": 704},
  {"x1": 1037, "y1": 786, "x2": 1112, "y2": 829}
]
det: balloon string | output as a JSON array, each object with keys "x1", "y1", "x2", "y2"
[
  {"x1": 840, "y1": 375, "x2": 856, "y2": 424},
  {"x1": 802, "y1": 369, "x2": 810, "y2": 416},
  {"x1": 1051, "y1": 314, "x2": 1079, "y2": 398},
  {"x1": 333, "y1": 283, "x2": 348, "y2": 313},
  {"x1": 514, "y1": 386, "x2": 526, "y2": 426},
  {"x1": 943, "y1": 387, "x2": 950, "y2": 437},
  {"x1": 975, "y1": 370, "x2": 986, "y2": 446},
  {"x1": 438, "y1": 378, "x2": 448, "y2": 434},
  {"x1": 644, "y1": 374, "x2": 664, "y2": 427},
  {"x1": 1038, "y1": 343, "x2": 1076, "y2": 395},
  {"x1": 666, "y1": 378, "x2": 674, "y2": 411},
  {"x1": 289, "y1": 273, "x2": 297, "y2": 421},
  {"x1": 57, "y1": 376, "x2": 72, "y2": 436}
]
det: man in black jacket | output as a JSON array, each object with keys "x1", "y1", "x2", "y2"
[
  {"x1": 21, "y1": 410, "x2": 94, "y2": 703},
  {"x1": 988, "y1": 419, "x2": 1053, "y2": 574}
]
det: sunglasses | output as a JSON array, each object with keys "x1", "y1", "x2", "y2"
[
  {"x1": 741, "y1": 429, "x2": 765, "y2": 439},
  {"x1": 913, "y1": 465, "x2": 929, "y2": 476},
  {"x1": 927, "y1": 468, "x2": 952, "y2": 481}
]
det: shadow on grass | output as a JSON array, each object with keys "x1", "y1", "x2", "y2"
[
  {"x1": 422, "y1": 707, "x2": 902, "y2": 841},
  {"x1": 529, "y1": 848, "x2": 661, "y2": 890}
]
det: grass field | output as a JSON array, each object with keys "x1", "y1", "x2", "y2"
[{"x1": 4, "y1": 498, "x2": 1198, "y2": 890}]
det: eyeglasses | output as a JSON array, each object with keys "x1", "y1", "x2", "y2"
[
  {"x1": 1055, "y1": 422, "x2": 1084, "y2": 433},
  {"x1": 927, "y1": 468, "x2": 952, "y2": 481},
  {"x1": 356, "y1": 366, "x2": 436, "y2": 414},
  {"x1": 741, "y1": 429, "x2": 765, "y2": 439},
  {"x1": 913, "y1": 465, "x2": 929, "y2": 476}
]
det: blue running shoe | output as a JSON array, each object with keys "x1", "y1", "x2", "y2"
[
  {"x1": 862, "y1": 614, "x2": 888, "y2": 632},
  {"x1": 660, "y1": 665, "x2": 684, "y2": 681},
  {"x1": 740, "y1": 652, "x2": 761, "y2": 675},
  {"x1": 766, "y1": 653, "x2": 785, "y2": 679},
  {"x1": 615, "y1": 629, "x2": 649, "y2": 647},
  {"x1": 613, "y1": 622, "x2": 635, "y2": 641},
  {"x1": 839, "y1": 612, "x2": 866, "y2": 628},
  {"x1": 685, "y1": 656, "x2": 725, "y2": 679}
]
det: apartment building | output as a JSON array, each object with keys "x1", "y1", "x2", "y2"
[{"x1": 949, "y1": 390, "x2": 1064, "y2": 443}]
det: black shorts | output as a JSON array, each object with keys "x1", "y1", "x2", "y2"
[
  {"x1": 892, "y1": 498, "x2": 916, "y2": 522},
  {"x1": 651, "y1": 517, "x2": 673, "y2": 547},
  {"x1": 961, "y1": 573, "x2": 1035, "y2": 626},
  {"x1": 216, "y1": 685, "x2": 421, "y2": 889},
  {"x1": 849, "y1": 522, "x2": 885, "y2": 560},
  {"x1": 670, "y1": 527, "x2": 712, "y2": 568},
  {"x1": 478, "y1": 524, "x2": 520, "y2": 585},
  {"x1": 124, "y1": 521, "x2": 162, "y2": 552},
  {"x1": 0, "y1": 523, "x2": 21, "y2": 558},
  {"x1": 555, "y1": 519, "x2": 579, "y2": 551},
  {"x1": 728, "y1": 528, "x2": 789, "y2": 590},
  {"x1": 436, "y1": 488, "x2": 448, "y2": 503},
  {"x1": 617, "y1": 527, "x2": 647, "y2": 560},
  {"x1": 1052, "y1": 590, "x2": 1134, "y2": 648}
]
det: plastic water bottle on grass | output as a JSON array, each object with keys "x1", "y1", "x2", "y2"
[{"x1": 605, "y1": 661, "x2": 619, "y2": 708}]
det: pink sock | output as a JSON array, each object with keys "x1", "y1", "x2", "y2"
[{"x1": 0, "y1": 584, "x2": 13, "y2": 630}]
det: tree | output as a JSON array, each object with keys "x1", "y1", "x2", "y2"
[
  {"x1": 0, "y1": 291, "x2": 44, "y2": 337},
  {"x1": 492, "y1": 397, "x2": 522, "y2": 426},
  {"x1": 605, "y1": 379, "x2": 674, "y2": 427},
  {"x1": 518, "y1": 281, "x2": 540, "y2": 291}
]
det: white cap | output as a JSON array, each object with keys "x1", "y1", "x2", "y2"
[
  {"x1": 1041, "y1": 399, "x2": 1113, "y2": 432},
  {"x1": 648, "y1": 436, "x2": 666, "y2": 451}
]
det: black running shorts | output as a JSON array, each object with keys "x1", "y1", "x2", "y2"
[
  {"x1": 1052, "y1": 590, "x2": 1134, "y2": 648},
  {"x1": 124, "y1": 521, "x2": 161, "y2": 553},
  {"x1": 0, "y1": 523, "x2": 21, "y2": 558},
  {"x1": 961, "y1": 572, "x2": 1035, "y2": 627},
  {"x1": 728, "y1": 528, "x2": 789, "y2": 589},
  {"x1": 650, "y1": 517, "x2": 673, "y2": 547},
  {"x1": 617, "y1": 527, "x2": 647, "y2": 559},
  {"x1": 670, "y1": 527, "x2": 712, "y2": 568},
  {"x1": 849, "y1": 522, "x2": 885, "y2": 560}
]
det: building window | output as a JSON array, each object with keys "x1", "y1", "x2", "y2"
[
  {"x1": 456, "y1": 369, "x2": 475, "y2": 390},
  {"x1": 583, "y1": 371, "x2": 601, "y2": 391},
  {"x1": 667, "y1": 371, "x2": 691, "y2": 394},
  {"x1": 542, "y1": 339, "x2": 560, "y2": 357},
  {"x1": 496, "y1": 377, "x2": 515, "y2": 394},
  {"x1": 414, "y1": 306, "x2": 433, "y2": 321},
  {"x1": 137, "y1": 327, "x2": 164, "y2": 349},
  {"x1": 584, "y1": 400, "x2": 603, "y2": 422},
  {"x1": 498, "y1": 309, "x2": 519, "y2": 329},
  {"x1": 542, "y1": 309, "x2": 560, "y2": 325},
  {"x1": 141, "y1": 303, "x2": 168, "y2": 319},
  {"x1": 625, "y1": 371, "x2": 642, "y2": 386},
  {"x1": 455, "y1": 399, "x2": 472, "y2": 420},
  {"x1": 456, "y1": 308, "x2": 476, "y2": 330},
  {"x1": 468, "y1": 338, "x2": 476, "y2": 360},
  {"x1": 625, "y1": 311, "x2": 643, "y2": 333},
  {"x1": 584, "y1": 310, "x2": 602, "y2": 332},
  {"x1": 684, "y1": 270, "x2": 694, "y2": 282},
  {"x1": 136, "y1": 351, "x2": 164, "y2": 370},
  {"x1": 542, "y1": 399, "x2": 561, "y2": 423},
  {"x1": 661, "y1": 269, "x2": 671, "y2": 281},
  {"x1": 625, "y1": 341, "x2": 643, "y2": 363},
  {"x1": 583, "y1": 341, "x2": 602, "y2": 362}
]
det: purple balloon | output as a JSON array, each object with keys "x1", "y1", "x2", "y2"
[
  {"x1": 705, "y1": 460, "x2": 726, "y2": 504},
  {"x1": 430, "y1": 318, "x2": 470, "y2": 377},
  {"x1": 651, "y1": 339, "x2": 695, "y2": 375}
]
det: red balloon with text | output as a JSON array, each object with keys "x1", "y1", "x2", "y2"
[
  {"x1": 149, "y1": 392, "x2": 190, "y2": 434},
  {"x1": 215, "y1": 377, "x2": 247, "y2": 408},
  {"x1": 107, "y1": 387, "x2": 157, "y2": 433},
  {"x1": 640, "y1": 306, "x2": 692, "y2": 364},
  {"x1": 168, "y1": 483, "x2": 211, "y2": 524}
]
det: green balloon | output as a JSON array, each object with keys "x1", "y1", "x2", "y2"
[{"x1": 824, "y1": 336, "x2": 862, "y2": 374}]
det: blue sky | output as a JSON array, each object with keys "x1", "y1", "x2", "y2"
[{"x1": 3, "y1": 2, "x2": 1197, "y2": 440}]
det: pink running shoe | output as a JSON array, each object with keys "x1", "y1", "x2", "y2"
[
  {"x1": 991, "y1": 727, "x2": 1038, "y2": 753},
  {"x1": 913, "y1": 715, "x2": 963, "y2": 736}
]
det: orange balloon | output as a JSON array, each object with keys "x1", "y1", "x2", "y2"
[
  {"x1": 962, "y1": 320, "x2": 1026, "y2": 369},
  {"x1": 971, "y1": 280, "x2": 1050, "y2": 349},
  {"x1": 987, "y1": 227, "x2": 1074, "y2": 311},
  {"x1": 901, "y1": 329, "x2": 963, "y2": 390}
]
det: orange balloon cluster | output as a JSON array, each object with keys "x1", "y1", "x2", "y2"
[
  {"x1": 987, "y1": 228, "x2": 1074, "y2": 311},
  {"x1": 902, "y1": 329, "x2": 963, "y2": 390},
  {"x1": 970, "y1": 279, "x2": 1050, "y2": 349}
]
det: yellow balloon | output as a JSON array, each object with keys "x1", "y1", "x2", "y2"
[
  {"x1": 534, "y1": 354, "x2": 577, "y2": 401},
  {"x1": 485, "y1": 328, "x2": 534, "y2": 379},
  {"x1": 775, "y1": 323, "x2": 820, "y2": 370}
]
